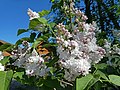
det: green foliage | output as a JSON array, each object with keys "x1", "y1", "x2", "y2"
[
  {"x1": 95, "y1": 63, "x2": 108, "y2": 70},
  {"x1": 29, "y1": 18, "x2": 48, "y2": 30},
  {"x1": 95, "y1": 70, "x2": 108, "y2": 80},
  {"x1": 50, "y1": 0, "x2": 55, "y2": 3},
  {"x1": 15, "y1": 37, "x2": 31, "y2": 45},
  {"x1": 0, "y1": 57, "x2": 10, "y2": 65},
  {"x1": 13, "y1": 71, "x2": 25, "y2": 84},
  {"x1": 38, "y1": 10, "x2": 50, "y2": 17},
  {"x1": 0, "y1": 43, "x2": 12, "y2": 51},
  {"x1": 0, "y1": 70, "x2": 13, "y2": 90},
  {"x1": 85, "y1": 74, "x2": 100, "y2": 90},
  {"x1": 13, "y1": 72, "x2": 24, "y2": 80},
  {"x1": 30, "y1": 32, "x2": 36, "y2": 42},
  {"x1": 43, "y1": 77, "x2": 60, "y2": 88},
  {"x1": 109, "y1": 75, "x2": 120, "y2": 86},
  {"x1": 29, "y1": 19, "x2": 41, "y2": 30},
  {"x1": 76, "y1": 74, "x2": 93, "y2": 90},
  {"x1": 17, "y1": 29, "x2": 28, "y2": 36}
]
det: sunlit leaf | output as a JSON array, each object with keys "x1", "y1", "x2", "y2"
[
  {"x1": 95, "y1": 63, "x2": 108, "y2": 70},
  {"x1": 0, "y1": 57, "x2": 10, "y2": 65},
  {"x1": 37, "y1": 18, "x2": 48, "y2": 24},
  {"x1": 85, "y1": 74, "x2": 100, "y2": 90},
  {"x1": 76, "y1": 74, "x2": 93, "y2": 90},
  {"x1": 109, "y1": 75, "x2": 120, "y2": 86},
  {"x1": 0, "y1": 71, "x2": 13, "y2": 90},
  {"x1": 38, "y1": 10, "x2": 50, "y2": 17},
  {"x1": 13, "y1": 72, "x2": 24, "y2": 80}
]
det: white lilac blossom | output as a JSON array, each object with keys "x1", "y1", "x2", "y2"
[
  {"x1": 27, "y1": 8, "x2": 39, "y2": 20},
  {"x1": 112, "y1": 45, "x2": 120, "y2": 55},
  {"x1": 11, "y1": 41, "x2": 49, "y2": 76},
  {"x1": 0, "y1": 51, "x2": 4, "y2": 60},
  {"x1": 104, "y1": 40, "x2": 120, "y2": 66},
  {"x1": 112, "y1": 29, "x2": 120, "y2": 39},
  {"x1": 0, "y1": 63, "x2": 4, "y2": 71},
  {"x1": 56, "y1": 5, "x2": 106, "y2": 81},
  {"x1": 104, "y1": 40, "x2": 120, "y2": 55},
  {"x1": 0, "y1": 51, "x2": 4, "y2": 71}
]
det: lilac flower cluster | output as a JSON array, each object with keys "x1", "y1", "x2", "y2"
[
  {"x1": 27, "y1": 8, "x2": 39, "y2": 20},
  {"x1": 56, "y1": 8, "x2": 105, "y2": 81},
  {"x1": 11, "y1": 41, "x2": 49, "y2": 76}
]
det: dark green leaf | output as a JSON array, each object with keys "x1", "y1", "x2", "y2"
[
  {"x1": 4, "y1": 45, "x2": 14, "y2": 51},
  {"x1": 44, "y1": 78, "x2": 60, "y2": 88},
  {"x1": 0, "y1": 43, "x2": 11, "y2": 51},
  {"x1": 17, "y1": 29, "x2": 28, "y2": 36},
  {"x1": 30, "y1": 33, "x2": 36, "y2": 42},
  {"x1": 47, "y1": 57, "x2": 58, "y2": 67},
  {"x1": 42, "y1": 43, "x2": 57, "y2": 48},
  {"x1": 15, "y1": 37, "x2": 31, "y2": 45},
  {"x1": 32, "y1": 37, "x2": 43, "y2": 48}
]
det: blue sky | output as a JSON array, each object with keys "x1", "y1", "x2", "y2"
[{"x1": 0, "y1": 0, "x2": 51, "y2": 44}]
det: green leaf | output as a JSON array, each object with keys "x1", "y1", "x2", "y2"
[
  {"x1": 47, "y1": 57, "x2": 58, "y2": 67},
  {"x1": 44, "y1": 77, "x2": 60, "y2": 88},
  {"x1": 37, "y1": 18, "x2": 47, "y2": 24},
  {"x1": 42, "y1": 43, "x2": 57, "y2": 48},
  {"x1": 15, "y1": 37, "x2": 31, "y2": 45},
  {"x1": 4, "y1": 45, "x2": 14, "y2": 51},
  {"x1": 49, "y1": 22, "x2": 56, "y2": 27},
  {"x1": 51, "y1": 0, "x2": 55, "y2": 3},
  {"x1": 30, "y1": 33, "x2": 36, "y2": 42},
  {"x1": 38, "y1": 10, "x2": 50, "y2": 17},
  {"x1": 0, "y1": 43, "x2": 11, "y2": 51},
  {"x1": 0, "y1": 57, "x2": 10, "y2": 65},
  {"x1": 29, "y1": 18, "x2": 47, "y2": 30},
  {"x1": 0, "y1": 70, "x2": 13, "y2": 90},
  {"x1": 13, "y1": 72, "x2": 24, "y2": 80},
  {"x1": 17, "y1": 29, "x2": 28, "y2": 36},
  {"x1": 95, "y1": 63, "x2": 108, "y2": 70},
  {"x1": 76, "y1": 74, "x2": 93, "y2": 90},
  {"x1": 32, "y1": 33, "x2": 51, "y2": 48},
  {"x1": 86, "y1": 74, "x2": 100, "y2": 90},
  {"x1": 116, "y1": 12, "x2": 120, "y2": 16},
  {"x1": 32, "y1": 38, "x2": 43, "y2": 48},
  {"x1": 94, "y1": 82, "x2": 102, "y2": 90},
  {"x1": 95, "y1": 70, "x2": 108, "y2": 80},
  {"x1": 29, "y1": 19, "x2": 41, "y2": 29},
  {"x1": 109, "y1": 75, "x2": 120, "y2": 86}
]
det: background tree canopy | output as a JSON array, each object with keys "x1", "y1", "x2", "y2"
[{"x1": 50, "y1": 0, "x2": 120, "y2": 39}]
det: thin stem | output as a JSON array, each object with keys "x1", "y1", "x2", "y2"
[{"x1": 58, "y1": 79, "x2": 73, "y2": 86}]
